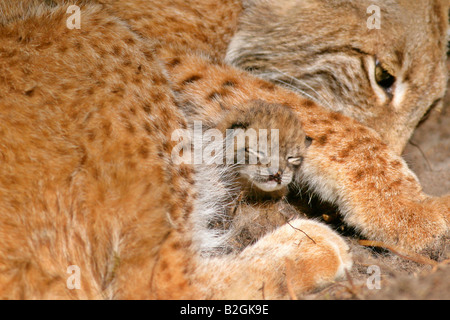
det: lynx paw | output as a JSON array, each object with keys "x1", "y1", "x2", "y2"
[
  {"x1": 230, "y1": 219, "x2": 353, "y2": 299},
  {"x1": 398, "y1": 195, "x2": 450, "y2": 252},
  {"x1": 270, "y1": 219, "x2": 352, "y2": 293}
]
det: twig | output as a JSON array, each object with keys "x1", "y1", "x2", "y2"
[
  {"x1": 358, "y1": 240, "x2": 438, "y2": 267},
  {"x1": 286, "y1": 220, "x2": 316, "y2": 244}
]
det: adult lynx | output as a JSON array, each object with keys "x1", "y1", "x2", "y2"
[{"x1": 0, "y1": 0, "x2": 447, "y2": 299}]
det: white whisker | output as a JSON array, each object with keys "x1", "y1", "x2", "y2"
[
  {"x1": 270, "y1": 67, "x2": 334, "y2": 110},
  {"x1": 274, "y1": 79, "x2": 321, "y2": 106}
]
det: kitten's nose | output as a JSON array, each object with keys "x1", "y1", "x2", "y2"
[{"x1": 268, "y1": 171, "x2": 283, "y2": 184}]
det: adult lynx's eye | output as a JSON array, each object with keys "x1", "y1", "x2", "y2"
[{"x1": 375, "y1": 60, "x2": 395, "y2": 92}]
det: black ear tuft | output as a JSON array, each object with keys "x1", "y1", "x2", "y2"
[{"x1": 305, "y1": 136, "x2": 313, "y2": 148}]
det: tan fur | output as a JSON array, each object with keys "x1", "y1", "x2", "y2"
[{"x1": 0, "y1": 0, "x2": 448, "y2": 299}]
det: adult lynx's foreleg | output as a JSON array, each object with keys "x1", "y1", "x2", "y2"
[{"x1": 165, "y1": 51, "x2": 449, "y2": 252}]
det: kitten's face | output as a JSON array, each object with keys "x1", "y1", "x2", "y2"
[
  {"x1": 227, "y1": 0, "x2": 449, "y2": 154},
  {"x1": 236, "y1": 137, "x2": 306, "y2": 193},
  {"x1": 221, "y1": 101, "x2": 310, "y2": 194}
]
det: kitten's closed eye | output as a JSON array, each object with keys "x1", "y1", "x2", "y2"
[
  {"x1": 305, "y1": 136, "x2": 313, "y2": 148},
  {"x1": 287, "y1": 156, "x2": 303, "y2": 166}
]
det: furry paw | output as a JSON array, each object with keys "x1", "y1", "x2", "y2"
[
  {"x1": 210, "y1": 218, "x2": 353, "y2": 299},
  {"x1": 256, "y1": 219, "x2": 353, "y2": 295}
]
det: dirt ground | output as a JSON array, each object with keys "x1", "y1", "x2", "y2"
[{"x1": 304, "y1": 60, "x2": 450, "y2": 300}]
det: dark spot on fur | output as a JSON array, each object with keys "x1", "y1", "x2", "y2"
[
  {"x1": 112, "y1": 45, "x2": 122, "y2": 56},
  {"x1": 142, "y1": 50, "x2": 154, "y2": 60},
  {"x1": 111, "y1": 86, "x2": 125, "y2": 96},
  {"x1": 171, "y1": 241, "x2": 182, "y2": 250},
  {"x1": 390, "y1": 179, "x2": 402, "y2": 188},
  {"x1": 125, "y1": 121, "x2": 135, "y2": 134},
  {"x1": 86, "y1": 87, "x2": 95, "y2": 96},
  {"x1": 371, "y1": 145, "x2": 381, "y2": 153},
  {"x1": 304, "y1": 100, "x2": 315, "y2": 108},
  {"x1": 87, "y1": 130, "x2": 96, "y2": 141},
  {"x1": 143, "y1": 122, "x2": 152, "y2": 134},
  {"x1": 317, "y1": 135, "x2": 328, "y2": 146},
  {"x1": 143, "y1": 103, "x2": 152, "y2": 113},
  {"x1": 102, "y1": 121, "x2": 112, "y2": 137},
  {"x1": 24, "y1": 87, "x2": 35, "y2": 97},
  {"x1": 80, "y1": 153, "x2": 88, "y2": 166},
  {"x1": 330, "y1": 155, "x2": 345, "y2": 163},
  {"x1": 358, "y1": 127, "x2": 370, "y2": 134},
  {"x1": 354, "y1": 170, "x2": 365, "y2": 181},
  {"x1": 151, "y1": 91, "x2": 165, "y2": 103},
  {"x1": 37, "y1": 41, "x2": 52, "y2": 50},
  {"x1": 152, "y1": 73, "x2": 168, "y2": 85},
  {"x1": 391, "y1": 160, "x2": 402, "y2": 168},
  {"x1": 138, "y1": 144, "x2": 149, "y2": 159},
  {"x1": 126, "y1": 160, "x2": 137, "y2": 170},
  {"x1": 160, "y1": 259, "x2": 168, "y2": 270},
  {"x1": 169, "y1": 57, "x2": 181, "y2": 67},
  {"x1": 182, "y1": 75, "x2": 202, "y2": 85},
  {"x1": 331, "y1": 113, "x2": 344, "y2": 121},
  {"x1": 184, "y1": 203, "x2": 194, "y2": 216},
  {"x1": 339, "y1": 142, "x2": 357, "y2": 158},
  {"x1": 124, "y1": 37, "x2": 135, "y2": 45},
  {"x1": 223, "y1": 80, "x2": 236, "y2": 87},
  {"x1": 259, "y1": 81, "x2": 276, "y2": 91},
  {"x1": 339, "y1": 148, "x2": 350, "y2": 158},
  {"x1": 207, "y1": 91, "x2": 222, "y2": 101},
  {"x1": 179, "y1": 164, "x2": 192, "y2": 179}
]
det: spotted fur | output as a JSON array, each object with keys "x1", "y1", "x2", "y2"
[{"x1": 0, "y1": 0, "x2": 447, "y2": 299}]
